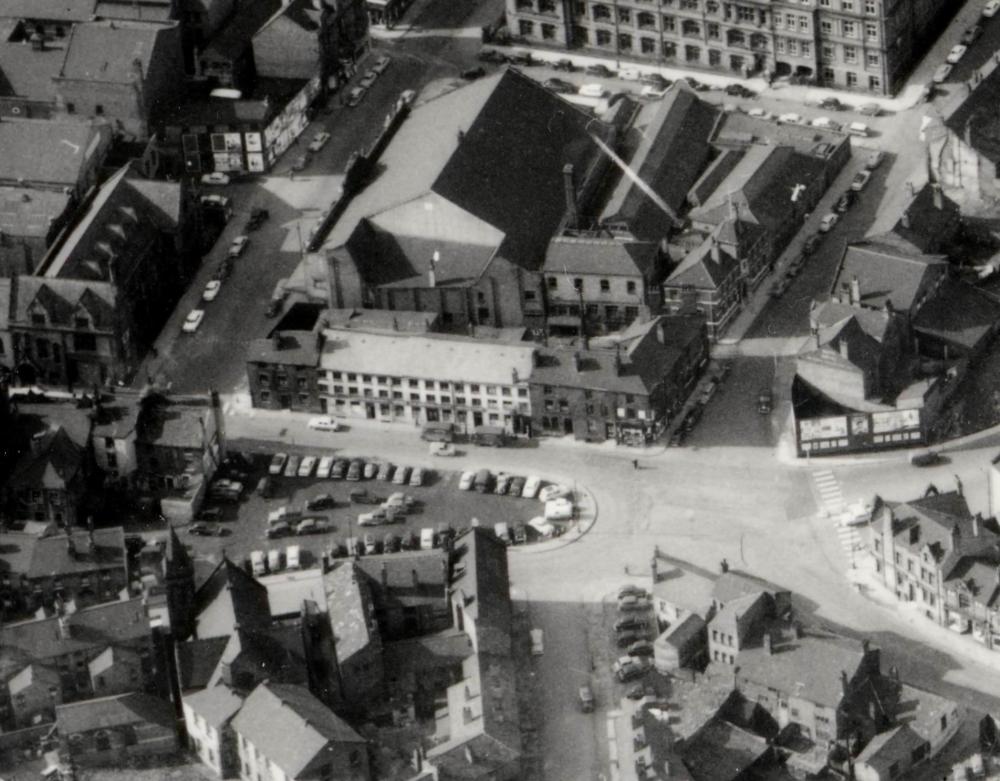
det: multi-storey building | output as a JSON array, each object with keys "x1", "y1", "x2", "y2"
[{"x1": 506, "y1": 0, "x2": 952, "y2": 95}]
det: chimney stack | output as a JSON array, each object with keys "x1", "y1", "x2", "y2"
[
  {"x1": 932, "y1": 183, "x2": 943, "y2": 210},
  {"x1": 850, "y1": 276, "x2": 861, "y2": 307},
  {"x1": 563, "y1": 164, "x2": 578, "y2": 228},
  {"x1": 900, "y1": 211, "x2": 911, "y2": 229},
  {"x1": 709, "y1": 238, "x2": 721, "y2": 263},
  {"x1": 429, "y1": 251, "x2": 438, "y2": 288},
  {"x1": 840, "y1": 670, "x2": 849, "y2": 696},
  {"x1": 763, "y1": 632, "x2": 772, "y2": 655}
]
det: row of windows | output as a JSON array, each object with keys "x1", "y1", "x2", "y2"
[
  {"x1": 597, "y1": 0, "x2": 880, "y2": 15},
  {"x1": 328, "y1": 386, "x2": 527, "y2": 411},
  {"x1": 326, "y1": 373, "x2": 527, "y2": 398},
  {"x1": 711, "y1": 629, "x2": 735, "y2": 647},
  {"x1": 549, "y1": 276, "x2": 640, "y2": 295},
  {"x1": 29, "y1": 312, "x2": 95, "y2": 330}
]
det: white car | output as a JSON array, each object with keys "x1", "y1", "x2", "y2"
[
  {"x1": 269, "y1": 453, "x2": 288, "y2": 475},
  {"x1": 308, "y1": 132, "x2": 331, "y2": 152},
  {"x1": 298, "y1": 456, "x2": 317, "y2": 478},
  {"x1": 308, "y1": 416, "x2": 342, "y2": 432},
  {"x1": 182, "y1": 309, "x2": 205, "y2": 333},
  {"x1": 618, "y1": 67, "x2": 641, "y2": 81},
  {"x1": 200, "y1": 172, "x2": 230, "y2": 186},
  {"x1": 640, "y1": 84, "x2": 669, "y2": 99},
  {"x1": 544, "y1": 497, "x2": 575, "y2": 521},
  {"x1": 316, "y1": 455, "x2": 334, "y2": 479},
  {"x1": 228, "y1": 235, "x2": 249, "y2": 258},
  {"x1": 458, "y1": 470, "x2": 476, "y2": 491},
  {"x1": 811, "y1": 116, "x2": 841, "y2": 131},
  {"x1": 372, "y1": 55, "x2": 391, "y2": 74},
  {"x1": 747, "y1": 107, "x2": 774, "y2": 120},
  {"x1": 359, "y1": 70, "x2": 378, "y2": 89},
  {"x1": 578, "y1": 83, "x2": 609, "y2": 98},
  {"x1": 985, "y1": 0, "x2": 1000, "y2": 18},
  {"x1": 347, "y1": 86, "x2": 367, "y2": 107},
  {"x1": 202, "y1": 280, "x2": 222, "y2": 301},
  {"x1": 851, "y1": 169, "x2": 872, "y2": 191},
  {"x1": 946, "y1": 44, "x2": 968, "y2": 64},
  {"x1": 539, "y1": 484, "x2": 572, "y2": 503},
  {"x1": 818, "y1": 213, "x2": 839, "y2": 233},
  {"x1": 777, "y1": 112, "x2": 804, "y2": 125},
  {"x1": 522, "y1": 475, "x2": 541, "y2": 499},
  {"x1": 932, "y1": 63, "x2": 952, "y2": 83},
  {"x1": 399, "y1": 89, "x2": 417, "y2": 107},
  {"x1": 530, "y1": 628, "x2": 544, "y2": 655}
]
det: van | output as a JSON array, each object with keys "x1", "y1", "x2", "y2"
[
  {"x1": 846, "y1": 122, "x2": 869, "y2": 137},
  {"x1": 420, "y1": 527, "x2": 436, "y2": 550},
  {"x1": 471, "y1": 425, "x2": 507, "y2": 447},
  {"x1": 286, "y1": 544, "x2": 301, "y2": 570},
  {"x1": 250, "y1": 550, "x2": 266, "y2": 576},
  {"x1": 420, "y1": 422, "x2": 454, "y2": 442},
  {"x1": 474, "y1": 469, "x2": 493, "y2": 493},
  {"x1": 267, "y1": 549, "x2": 282, "y2": 573}
]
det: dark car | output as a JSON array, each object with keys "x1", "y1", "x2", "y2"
[
  {"x1": 399, "y1": 531, "x2": 417, "y2": 550},
  {"x1": 382, "y1": 533, "x2": 400, "y2": 553},
  {"x1": 910, "y1": 450, "x2": 944, "y2": 467},
  {"x1": 684, "y1": 77, "x2": 712, "y2": 92},
  {"x1": 802, "y1": 233, "x2": 822, "y2": 255},
  {"x1": 508, "y1": 52, "x2": 534, "y2": 66},
  {"x1": 246, "y1": 207, "x2": 269, "y2": 231},
  {"x1": 682, "y1": 407, "x2": 702, "y2": 433},
  {"x1": 818, "y1": 97, "x2": 847, "y2": 111},
  {"x1": 614, "y1": 616, "x2": 646, "y2": 632},
  {"x1": 436, "y1": 523, "x2": 455, "y2": 546},
  {"x1": 626, "y1": 683, "x2": 655, "y2": 700},
  {"x1": 585, "y1": 63, "x2": 615, "y2": 77},
  {"x1": 346, "y1": 460, "x2": 364, "y2": 481},
  {"x1": 641, "y1": 72, "x2": 670, "y2": 88},
  {"x1": 197, "y1": 507, "x2": 223, "y2": 522},
  {"x1": 188, "y1": 522, "x2": 220, "y2": 536},
  {"x1": 615, "y1": 661, "x2": 646, "y2": 683},
  {"x1": 961, "y1": 24, "x2": 983, "y2": 45},
  {"x1": 509, "y1": 476, "x2": 526, "y2": 496},
  {"x1": 835, "y1": 190, "x2": 855, "y2": 214},
  {"x1": 477, "y1": 49, "x2": 506, "y2": 63},
  {"x1": 554, "y1": 58, "x2": 576, "y2": 71},
  {"x1": 331, "y1": 459, "x2": 348, "y2": 479},
  {"x1": 628, "y1": 640, "x2": 655, "y2": 657},
  {"x1": 461, "y1": 66, "x2": 486, "y2": 80},
  {"x1": 211, "y1": 259, "x2": 232, "y2": 281},
  {"x1": 543, "y1": 77, "x2": 576, "y2": 94},
  {"x1": 616, "y1": 629, "x2": 646, "y2": 648},
  {"x1": 306, "y1": 493, "x2": 336, "y2": 511},
  {"x1": 513, "y1": 523, "x2": 528, "y2": 545},
  {"x1": 724, "y1": 83, "x2": 755, "y2": 98},
  {"x1": 617, "y1": 584, "x2": 647, "y2": 600}
]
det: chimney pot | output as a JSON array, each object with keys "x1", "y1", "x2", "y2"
[
  {"x1": 710, "y1": 238, "x2": 720, "y2": 263},
  {"x1": 850, "y1": 276, "x2": 861, "y2": 307},
  {"x1": 932, "y1": 183, "x2": 943, "y2": 210},
  {"x1": 763, "y1": 632, "x2": 773, "y2": 655}
]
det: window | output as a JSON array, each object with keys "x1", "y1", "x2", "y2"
[
  {"x1": 865, "y1": 0, "x2": 876, "y2": 12},
  {"x1": 707, "y1": 22, "x2": 719, "y2": 39},
  {"x1": 662, "y1": 14, "x2": 675, "y2": 30},
  {"x1": 685, "y1": 44, "x2": 700, "y2": 62},
  {"x1": 641, "y1": 36, "x2": 656, "y2": 53},
  {"x1": 618, "y1": 7, "x2": 630, "y2": 24},
  {"x1": 842, "y1": 20, "x2": 855, "y2": 37},
  {"x1": 681, "y1": 19, "x2": 700, "y2": 36},
  {"x1": 73, "y1": 333, "x2": 96, "y2": 352},
  {"x1": 573, "y1": 278, "x2": 583, "y2": 291},
  {"x1": 518, "y1": 19, "x2": 534, "y2": 35},
  {"x1": 626, "y1": 281, "x2": 637, "y2": 294},
  {"x1": 820, "y1": 19, "x2": 832, "y2": 34},
  {"x1": 843, "y1": 45, "x2": 857, "y2": 64},
  {"x1": 865, "y1": 21, "x2": 877, "y2": 40},
  {"x1": 846, "y1": 71, "x2": 857, "y2": 87},
  {"x1": 541, "y1": 23, "x2": 556, "y2": 38},
  {"x1": 599, "y1": 279, "x2": 610, "y2": 292},
  {"x1": 869, "y1": 75, "x2": 881, "y2": 91},
  {"x1": 619, "y1": 32, "x2": 633, "y2": 49},
  {"x1": 866, "y1": 51, "x2": 879, "y2": 67}
]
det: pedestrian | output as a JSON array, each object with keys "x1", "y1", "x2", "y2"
[{"x1": 632, "y1": 459, "x2": 638, "y2": 470}]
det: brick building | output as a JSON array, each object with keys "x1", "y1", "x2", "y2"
[
  {"x1": 1, "y1": 426, "x2": 89, "y2": 526},
  {"x1": 504, "y1": 0, "x2": 953, "y2": 96},
  {"x1": 56, "y1": 692, "x2": 178, "y2": 767},
  {"x1": 528, "y1": 314, "x2": 707, "y2": 445}
]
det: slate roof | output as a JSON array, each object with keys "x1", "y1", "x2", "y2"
[
  {"x1": 136, "y1": 394, "x2": 214, "y2": 450},
  {"x1": 355, "y1": 549, "x2": 449, "y2": 591},
  {"x1": 912, "y1": 278, "x2": 1000, "y2": 352},
  {"x1": 812, "y1": 299, "x2": 891, "y2": 344},
  {"x1": 231, "y1": 682, "x2": 364, "y2": 779},
  {"x1": 830, "y1": 241, "x2": 947, "y2": 312},
  {"x1": 0, "y1": 0, "x2": 95, "y2": 21},
  {"x1": 247, "y1": 331, "x2": 321, "y2": 368},
  {"x1": 451, "y1": 527, "x2": 512, "y2": 657},
  {"x1": 11, "y1": 276, "x2": 116, "y2": 331},
  {"x1": 657, "y1": 612, "x2": 705, "y2": 650},
  {"x1": 257, "y1": 567, "x2": 326, "y2": 618},
  {"x1": 56, "y1": 691, "x2": 174, "y2": 734},
  {"x1": 5, "y1": 426, "x2": 85, "y2": 490},
  {"x1": 0, "y1": 527, "x2": 126, "y2": 579},
  {"x1": 183, "y1": 684, "x2": 244, "y2": 729},
  {"x1": 0, "y1": 120, "x2": 107, "y2": 187},
  {"x1": 679, "y1": 717, "x2": 769, "y2": 781},
  {"x1": 946, "y1": 64, "x2": 1000, "y2": 165},
  {"x1": 8, "y1": 662, "x2": 59, "y2": 696},
  {"x1": 600, "y1": 82, "x2": 721, "y2": 236},
  {"x1": 57, "y1": 20, "x2": 177, "y2": 83},
  {"x1": 194, "y1": 559, "x2": 272, "y2": 639},
  {"x1": 176, "y1": 637, "x2": 230, "y2": 691},
  {"x1": 0, "y1": 29, "x2": 68, "y2": 102},
  {"x1": 323, "y1": 307, "x2": 437, "y2": 333},
  {"x1": 665, "y1": 238, "x2": 739, "y2": 291},
  {"x1": 856, "y1": 724, "x2": 927, "y2": 773},
  {"x1": 0, "y1": 187, "x2": 72, "y2": 239},
  {"x1": 736, "y1": 632, "x2": 869, "y2": 708},
  {"x1": 319, "y1": 330, "x2": 536, "y2": 387},
  {"x1": 202, "y1": 0, "x2": 281, "y2": 61},
  {"x1": 324, "y1": 562, "x2": 376, "y2": 663},
  {"x1": 864, "y1": 183, "x2": 960, "y2": 255},
  {"x1": 543, "y1": 234, "x2": 659, "y2": 280}
]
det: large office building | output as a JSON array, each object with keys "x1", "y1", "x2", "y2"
[{"x1": 505, "y1": 0, "x2": 952, "y2": 95}]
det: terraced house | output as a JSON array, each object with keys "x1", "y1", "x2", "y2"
[{"x1": 505, "y1": 0, "x2": 952, "y2": 95}]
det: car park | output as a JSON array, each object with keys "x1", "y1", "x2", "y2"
[
  {"x1": 393, "y1": 465, "x2": 411, "y2": 485},
  {"x1": 203, "y1": 280, "x2": 222, "y2": 301},
  {"x1": 306, "y1": 493, "x2": 336, "y2": 511},
  {"x1": 459, "y1": 471, "x2": 476, "y2": 491},
  {"x1": 268, "y1": 453, "x2": 288, "y2": 475},
  {"x1": 316, "y1": 456, "x2": 334, "y2": 479},
  {"x1": 201, "y1": 172, "x2": 230, "y2": 186},
  {"x1": 182, "y1": 309, "x2": 205, "y2": 333},
  {"x1": 284, "y1": 455, "x2": 300, "y2": 478},
  {"x1": 835, "y1": 190, "x2": 855, "y2": 214},
  {"x1": 346, "y1": 86, "x2": 366, "y2": 106},
  {"x1": 851, "y1": 170, "x2": 872, "y2": 191},
  {"x1": 946, "y1": 44, "x2": 968, "y2": 64},
  {"x1": 818, "y1": 213, "x2": 839, "y2": 233},
  {"x1": 409, "y1": 467, "x2": 425, "y2": 487},
  {"x1": 347, "y1": 460, "x2": 364, "y2": 481},
  {"x1": 543, "y1": 77, "x2": 575, "y2": 93},
  {"x1": 228, "y1": 235, "x2": 249, "y2": 258},
  {"x1": 308, "y1": 416, "x2": 341, "y2": 432},
  {"x1": 298, "y1": 456, "x2": 316, "y2": 478},
  {"x1": 372, "y1": 55, "x2": 391, "y2": 74},
  {"x1": 933, "y1": 63, "x2": 952, "y2": 83},
  {"x1": 522, "y1": 475, "x2": 541, "y2": 498}
]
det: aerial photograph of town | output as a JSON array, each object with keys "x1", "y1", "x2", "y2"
[{"x1": 8, "y1": 0, "x2": 1000, "y2": 779}]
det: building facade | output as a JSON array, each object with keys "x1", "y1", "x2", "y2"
[{"x1": 505, "y1": 0, "x2": 952, "y2": 95}]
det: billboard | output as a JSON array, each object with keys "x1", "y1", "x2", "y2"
[
  {"x1": 799, "y1": 416, "x2": 848, "y2": 441},
  {"x1": 872, "y1": 409, "x2": 920, "y2": 434}
]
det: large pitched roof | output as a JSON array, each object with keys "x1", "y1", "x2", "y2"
[
  {"x1": 176, "y1": 637, "x2": 230, "y2": 691},
  {"x1": 665, "y1": 237, "x2": 739, "y2": 291},
  {"x1": 864, "y1": 183, "x2": 959, "y2": 255},
  {"x1": 194, "y1": 559, "x2": 272, "y2": 639},
  {"x1": 830, "y1": 241, "x2": 946, "y2": 312},
  {"x1": 544, "y1": 234, "x2": 659, "y2": 280},
  {"x1": 0, "y1": 527, "x2": 125, "y2": 579},
  {"x1": 232, "y1": 682, "x2": 364, "y2": 778},
  {"x1": 56, "y1": 691, "x2": 174, "y2": 734},
  {"x1": 6, "y1": 425, "x2": 84, "y2": 489},
  {"x1": 11, "y1": 276, "x2": 115, "y2": 329},
  {"x1": 451, "y1": 527, "x2": 512, "y2": 656},
  {"x1": 0, "y1": 120, "x2": 106, "y2": 187},
  {"x1": 945, "y1": 64, "x2": 1000, "y2": 165},
  {"x1": 323, "y1": 562, "x2": 376, "y2": 663},
  {"x1": 182, "y1": 684, "x2": 244, "y2": 728},
  {"x1": 912, "y1": 277, "x2": 1000, "y2": 352},
  {"x1": 601, "y1": 82, "x2": 720, "y2": 236}
]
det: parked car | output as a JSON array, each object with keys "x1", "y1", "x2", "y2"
[
  {"x1": 227, "y1": 235, "x2": 249, "y2": 258},
  {"x1": 802, "y1": 233, "x2": 822, "y2": 255},
  {"x1": 614, "y1": 616, "x2": 646, "y2": 632},
  {"x1": 295, "y1": 517, "x2": 327, "y2": 535},
  {"x1": 835, "y1": 190, "x2": 855, "y2": 214},
  {"x1": 986, "y1": 0, "x2": 1000, "y2": 18},
  {"x1": 585, "y1": 63, "x2": 615, "y2": 77},
  {"x1": 290, "y1": 154, "x2": 309, "y2": 172},
  {"x1": 747, "y1": 107, "x2": 774, "y2": 120},
  {"x1": 513, "y1": 523, "x2": 527, "y2": 544},
  {"x1": 393, "y1": 465, "x2": 411, "y2": 485},
  {"x1": 202, "y1": 280, "x2": 222, "y2": 302},
  {"x1": 618, "y1": 67, "x2": 640, "y2": 81},
  {"x1": 851, "y1": 170, "x2": 872, "y2": 191},
  {"x1": 429, "y1": 442, "x2": 456, "y2": 457},
  {"x1": 811, "y1": 116, "x2": 841, "y2": 131},
  {"x1": 818, "y1": 97, "x2": 847, "y2": 111},
  {"x1": 316, "y1": 456, "x2": 334, "y2": 479},
  {"x1": 545, "y1": 498, "x2": 574, "y2": 520},
  {"x1": 616, "y1": 629, "x2": 644, "y2": 647},
  {"x1": 197, "y1": 507, "x2": 223, "y2": 522},
  {"x1": 578, "y1": 83, "x2": 609, "y2": 98},
  {"x1": 347, "y1": 460, "x2": 364, "y2": 481},
  {"x1": 437, "y1": 523, "x2": 455, "y2": 546},
  {"x1": 377, "y1": 462, "x2": 394, "y2": 481},
  {"x1": 182, "y1": 309, "x2": 205, "y2": 333},
  {"x1": 382, "y1": 532, "x2": 400, "y2": 552},
  {"x1": 522, "y1": 475, "x2": 542, "y2": 498},
  {"x1": 618, "y1": 584, "x2": 648, "y2": 600},
  {"x1": 777, "y1": 112, "x2": 804, "y2": 125},
  {"x1": 266, "y1": 521, "x2": 290, "y2": 539},
  {"x1": 962, "y1": 24, "x2": 983, "y2": 45},
  {"x1": 818, "y1": 213, "x2": 839, "y2": 233},
  {"x1": 364, "y1": 462, "x2": 379, "y2": 479},
  {"x1": 698, "y1": 379, "x2": 718, "y2": 406},
  {"x1": 578, "y1": 685, "x2": 595, "y2": 713},
  {"x1": 358, "y1": 510, "x2": 388, "y2": 527},
  {"x1": 543, "y1": 77, "x2": 575, "y2": 94},
  {"x1": 724, "y1": 83, "x2": 755, "y2": 98},
  {"x1": 459, "y1": 470, "x2": 476, "y2": 491},
  {"x1": 297, "y1": 456, "x2": 316, "y2": 478},
  {"x1": 409, "y1": 467, "x2": 425, "y2": 487},
  {"x1": 787, "y1": 254, "x2": 806, "y2": 276},
  {"x1": 308, "y1": 416, "x2": 342, "y2": 432},
  {"x1": 461, "y1": 66, "x2": 486, "y2": 80},
  {"x1": 932, "y1": 63, "x2": 953, "y2": 84},
  {"x1": 363, "y1": 533, "x2": 379, "y2": 554},
  {"x1": 910, "y1": 450, "x2": 944, "y2": 467},
  {"x1": 359, "y1": 70, "x2": 378, "y2": 89},
  {"x1": 639, "y1": 84, "x2": 669, "y2": 99},
  {"x1": 618, "y1": 595, "x2": 651, "y2": 611},
  {"x1": 188, "y1": 522, "x2": 221, "y2": 536},
  {"x1": 283, "y1": 455, "x2": 300, "y2": 478},
  {"x1": 306, "y1": 494, "x2": 335, "y2": 511},
  {"x1": 201, "y1": 172, "x2": 230, "y2": 186},
  {"x1": 372, "y1": 55, "x2": 391, "y2": 74},
  {"x1": 477, "y1": 48, "x2": 506, "y2": 63},
  {"x1": 530, "y1": 628, "x2": 545, "y2": 655},
  {"x1": 507, "y1": 52, "x2": 534, "y2": 66},
  {"x1": 946, "y1": 44, "x2": 968, "y2": 64},
  {"x1": 554, "y1": 58, "x2": 576, "y2": 71},
  {"x1": 509, "y1": 476, "x2": 526, "y2": 496},
  {"x1": 613, "y1": 657, "x2": 646, "y2": 683},
  {"x1": 346, "y1": 86, "x2": 366, "y2": 106},
  {"x1": 857, "y1": 102, "x2": 882, "y2": 117},
  {"x1": 628, "y1": 640, "x2": 655, "y2": 657},
  {"x1": 268, "y1": 453, "x2": 288, "y2": 475},
  {"x1": 494, "y1": 473, "x2": 511, "y2": 495},
  {"x1": 349, "y1": 488, "x2": 380, "y2": 504},
  {"x1": 865, "y1": 150, "x2": 885, "y2": 170},
  {"x1": 539, "y1": 484, "x2": 571, "y2": 503},
  {"x1": 331, "y1": 459, "x2": 348, "y2": 479},
  {"x1": 244, "y1": 207, "x2": 268, "y2": 231},
  {"x1": 251, "y1": 551, "x2": 266, "y2": 576},
  {"x1": 846, "y1": 122, "x2": 869, "y2": 137},
  {"x1": 640, "y1": 72, "x2": 670, "y2": 87}
]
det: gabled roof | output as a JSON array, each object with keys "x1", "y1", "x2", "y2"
[
  {"x1": 8, "y1": 662, "x2": 59, "y2": 695},
  {"x1": 679, "y1": 717, "x2": 769, "y2": 781},
  {"x1": 543, "y1": 234, "x2": 659, "y2": 280},
  {"x1": 600, "y1": 82, "x2": 721, "y2": 237},
  {"x1": 203, "y1": 0, "x2": 281, "y2": 61},
  {"x1": 451, "y1": 527, "x2": 512, "y2": 656},
  {"x1": 231, "y1": 682, "x2": 364, "y2": 779},
  {"x1": 183, "y1": 684, "x2": 244, "y2": 729},
  {"x1": 12, "y1": 276, "x2": 115, "y2": 328},
  {"x1": 812, "y1": 298, "x2": 891, "y2": 344},
  {"x1": 6, "y1": 426, "x2": 85, "y2": 490},
  {"x1": 57, "y1": 19, "x2": 177, "y2": 83},
  {"x1": 912, "y1": 277, "x2": 1000, "y2": 352},
  {"x1": 56, "y1": 691, "x2": 174, "y2": 734},
  {"x1": 0, "y1": 187, "x2": 72, "y2": 240},
  {"x1": 355, "y1": 549, "x2": 449, "y2": 593},
  {"x1": 194, "y1": 559, "x2": 272, "y2": 639},
  {"x1": 856, "y1": 724, "x2": 927, "y2": 773},
  {"x1": 176, "y1": 637, "x2": 229, "y2": 691},
  {"x1": 665, "y1": 238, "x2": 739, "y2": 291},
  {"x1": 945, "y1": 64, "x2": 1000, "y2": 165},
  {"x1": 864, "y1": 183, "x2": 959, "y2": 256},
  {"x1": 831, "y1": 241, "x2": 947, "y2": 312},
  {"x1": 323, "y1": 562, "x2": 376, "y2": 663}
]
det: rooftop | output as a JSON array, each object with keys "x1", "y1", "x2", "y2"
[
  {"x1": 57, "y1": 19, "x2": 177, "y2": 83},
  {"x1": 0, "y1": 120, "x2": 107, "y2": 186},
  {"x1": 0, "y1": 23, "x2": 68, "y2": 101},
  {"x1": 947, "y1": 64, "x2": 1000, "y2": 164},
  {"x1": 324, "y1": 562, "x2": 376, "y2": 663},
  {"x1": 830, "y1": 241, "x2": 947, "y2": 312},
  {"x1": 247, "y1": 330, "x2": 321, "y2": 368},
  {"x1": 182, "y1": 684, "x2": 244, "y2": 729},
  {"x1": 679, "y1": 717, "x2": 770, "y2": 781},
  {"x1": 544, "y1": 233, "x2": 660, "y2": 280},
  {"x1": 5, "y1": 426, "x2": 85, "y2": 491},
  {"x1": 912, "y1": 277, "x2": 1000, "y2": 352},
  {"x1": 0, "y1": 527, "x2": 126, "y2": 579},
  {"x1": 451, "y1": 527, "x2": 512, "y2": 657},
  {"x1": 855, "y1": 724, "x2": 927, "y2": 774},
  {"x1": 231, "y1": 682, "x2": 364, "y2": 778},
  {"x1": 0, "y1": 186, "x2": 72, "y2": 240},
  {"x1": 176, "y1": 637, "x2": 230, "y2": 692},
  {"x1": 665, "y1": 237, "x2": 739, "y2": 291},
  {"x1": 323, "y1": 307, "x2": 438, "y2": 334},
  {"x1": 194, "y1": 558, "x2": 272, "y2": 640},
  {"x1": 257, "y1": 567, "x2": 326, "y2": 618},
  {"x1": 56, "y1": 691, "x2": 175, "y2": 735}
]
